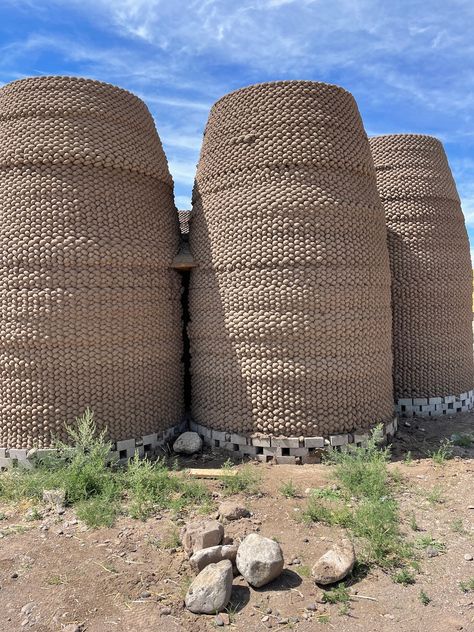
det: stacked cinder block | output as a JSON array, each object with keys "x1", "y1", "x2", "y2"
[
  {"x1": 0, "y1": 76, "x2": 184, "y2": 453},
  {"x1": 370, "y1": 134, "x2": 474, "y2": 417},
  {"x1": 188, "y1": 81, "x2": 394, "y2": 450}
]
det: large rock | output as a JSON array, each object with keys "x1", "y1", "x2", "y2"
[
  {"x1": 173, "y1": 432, "x2": 202, "y2": 455},
  {"x1": 182, "y1": 519, "x2": 224, "y2": 555},
  {"x1": 236, "y1": 533, "x2": 284, "y2": 587},
  {"x1": 218, "y1": 501, "x2": 250, "y2": 521},
  {"x1": 311, "y1": 539, "x2": 355, "y2": 585},
  {"x1": 185, "y1": 560, "x2": 233, "y2": 614},
  {"x1": 190, "y1": 544, "x2": 238, "y2": 574}
]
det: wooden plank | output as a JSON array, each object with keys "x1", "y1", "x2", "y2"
[{"x1": 184, "y1": 468, "x2": 238, "y2": 479}]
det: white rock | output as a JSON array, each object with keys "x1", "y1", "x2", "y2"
[
  {"x1": 185, "y1": 560, "x2": 233, "y2": 614},
  {"x1": 190, "y1": 544, "x2": 238, "y2": 573},
  {"x1": 312, "y1": 539, "x2": 355, "y2": 585},
  {"x1": 236, "y1": 533, "x2": 284, "y2": 587},
  {"x1": 181, "y1": 519, "x2": 224, "y2": 555},
  {"x1": 173, "y1": 432, "x2": 202, "y2": 455}
]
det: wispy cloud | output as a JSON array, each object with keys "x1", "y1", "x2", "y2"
[{"x1": 1, "y1": 0, "x2": 474, "y2": 224}]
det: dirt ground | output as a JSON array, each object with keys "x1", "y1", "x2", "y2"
[{"x1": 0, "y1": 415, "x2": 473, "y2": 632}]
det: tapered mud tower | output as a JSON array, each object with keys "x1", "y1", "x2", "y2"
[
  {"x1": 0, "y1": 76, "x2": 183, "y2": 450},
  {"x1": 370, "y1": 134, "x2": 474, "y2": 417},
  {"x1": 188, "y1": 81, "x2": 395, "y2": 456}
]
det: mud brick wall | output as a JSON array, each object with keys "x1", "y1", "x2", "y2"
[
  {"x1": 0, "y1": 76, "x2": 184, "y2": 449},
  {"x1": 188, "y1": 81, "x2": 394, "y2": 437},
  {"x1": 370, "y1": 134, "x2": 474, "y2": 402}
]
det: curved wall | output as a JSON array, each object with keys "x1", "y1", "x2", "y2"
[
  {"x1": 189, "y1": 81, "x2": 394, "y2": 438},
  {"x1": 370, "y1": 134, "x2": 474, "y2": 416},
  {"x1": 0, "y1": 76, "x2": 183, "y2": 448}
]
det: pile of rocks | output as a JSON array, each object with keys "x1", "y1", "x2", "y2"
[
  {"x1": 181, "y1": 507, "x2": 356, "y2": 617},
  {"x1": 182, "y1": 514, "x2": 284, "y2": 614}
]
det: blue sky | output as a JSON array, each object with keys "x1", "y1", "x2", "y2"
[{"x1": 1, "y1": 0, "x2": 473, "y2": 255}]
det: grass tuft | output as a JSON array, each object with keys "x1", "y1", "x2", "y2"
[
  {"x1": 219, "y1": 460, "x2": 261, "y2": 496},
  {"x1": 0, "y1": 409, "x2": 213, "y2": 528},
  {"x1": 302, "y1": 425, "x2": 414, "y2": 571},
  {"x1": 280, "y1": 480, "x2": 299, "y2": 498},
  {"x1": 429, "y1": 439, "x2": 453, "y2": 465}
]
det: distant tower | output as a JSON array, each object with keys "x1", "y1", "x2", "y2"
[{"x1": 370, "y1": 134, "x2": 474, "y2": 417}]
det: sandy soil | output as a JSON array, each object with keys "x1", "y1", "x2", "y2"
[{"x1": 0, "y1": 414, "x2": 473, "y2": 632}]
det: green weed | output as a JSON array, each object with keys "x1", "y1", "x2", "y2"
[
  {"x1": 415, "y1": 535, "x2": 446, "y2": 553},
  {"x1": 322, "y1": 584, "x2": 350, "y2": 604},
  {"x1": 393, "y1": 569, "x2": 416, "y2": 585},
  {"x1": 451, "y1": 433, "x2": 474, "y2": 448},
  {"x1": 219, "y1": 461, "x2": 261, "y2": 496},
  {"x1": 429, "y1": 439, "x2": 453, "y2": 465},
  {"x1": 303, "y1": 425, "x2": 413, "y2": 570},
  {"x1": 426, "y1": 485, "x2": 445, "y2": 505},
  {"x1": 419, "y1": 590, "x2": 431, "y2": 605},
  {"x1": 296, "y1": 565, "x2": 311, "y2": 578},
  {"x1": 451, "y1": 518, "x2": 465, "y2": 534},
  {"x1": 459, "y1": 578, "x2": 474, "y2": 592},
  {"x1": 280, "y1": 480, "x2": 298, "y2": 498}
]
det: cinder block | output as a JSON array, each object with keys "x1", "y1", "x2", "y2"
[
  {"x1": 8, "y1": 448, "x2": 29, "y2": 460},
  {"x1": 142, "y1": 433, "x2": 158, "y2": 447},
  {"x1": 288, "y1": 448, "x2": 308, "y2": 457},
  {"x1": 413, "y1": 398, "x2": 428, "y2": 406},
  {"x1": 211, "y1": 430, "x2": 227, "y2": 443},
  {"x1": 275, "y1": 455, "x2": 297, "y2": 465},
  {"x1": 251, "y1": 436, "x2": 272, "y2": 448},
  {"x1": 304, "y1": 437, "x2": 325, "y2": 448},
  {"x1": 398, "y1": 398, "x2": 413, "y2": 406},
  {"x1": 0, "y1": 457, "x2": 12, "y2": 469},
  {"x1": 329, "y1": 434, "x2": 349, "y2": 447},
  {"x1": 301, "y1": 454, "x2": 321, "y2": 465},
  {"x1": 444, "y1": 395, "x2": 456, "y2": 404},
  {"x1": 262, "y1": 447, "x2": 280, "y2": 456},
  {"x1": 353, "y1": 432, "x2": 369, "y2": 444},
  {"x1": 116, "y1": 438, "x2": 136, "y2": 452},
  {"x1": 428, "y1": 397, "x2": 442, "y2": 405},
  {"x1": 421, "y1": 405, "x2": 435, "y2": 413},
  {"x1": 430, "y1": 408, "x2": 442, "y2": 416},
  {"x1": 0, "y1": 448, "x2": 6, "y2": 458},
  {"x1": 239, "y1": 445, "x2": 258, "y2": 456},
  {"x1": 271, "y1": 437, "x2": 300, "y2": 448},
  {"x1": 230, "y1": 433, "x2": 248, "y2": 445}
]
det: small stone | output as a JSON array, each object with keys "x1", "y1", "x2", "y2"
[
  {"x1": 215, "y1": 612, "x2": 230, "y2": 626},
  {"x1": 173, "y1": 432, "x2": 202, "y2": 455},
  {"x1": 312, "y1": 539, "x2": 356, "y2": 585},
  {"x1": 261, "y1": 615, "x2": 269, "y2": 622},
  {"x1": 279, "y1": 618, "x2": 289, "y2": 625},
  {"x1": 464, "y1": 553, "x2": 473, "y2": 561},
  {"x1": 218, "y1": 501, "x2": 250, "y2": 521},
  {"x1": 20, "y1": 602, "x2": 35, "y2": 616},
  {"x1": 236, "y1": 533, "x2": 284, "y2": 587},
  {"x1": 306, "y1": 603, "x2": 317, "y2": 611},
  {"x1": 11, "y1": 572, "x2": 18, "y2": 579},
  {"x1": 42, "y1": 489, "x2": 66, "y2": 513},
  {"x1": 185, "y1": 560, "x2": 233, "y2": 614},
  {"x1": 190, "y1": 544, "x2": 238, "y2": 573},
  {"x1": 181, "y1": 519, "x2": 224, "y2": 555},
  {"x1": 425, "y1": 546, "x2": 439, "y2": 558},
  {"x1": 160, "y1": 607, "x2": 172, "y2": 616},
  {"x1": 139, "y1": 591, "x2": 151, "y2": 599}
]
